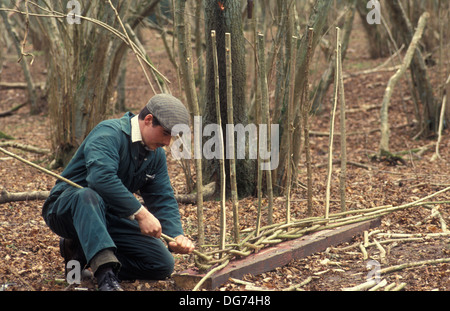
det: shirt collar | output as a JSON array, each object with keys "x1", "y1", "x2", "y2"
[
  {"x1": 130, "y1": 115, "x2": 142, "y2": 143},
  {"x1": 131, "y1": 115, "x2": 152, "y2": 151}
]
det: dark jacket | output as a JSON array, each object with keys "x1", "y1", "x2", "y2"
[{"x1": 43, "y1": 112, "x2": 183, "y2": 238}]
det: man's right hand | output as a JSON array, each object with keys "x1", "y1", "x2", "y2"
[{"x1": 134, "y1": 207, "x2": 162, "y2": 239}]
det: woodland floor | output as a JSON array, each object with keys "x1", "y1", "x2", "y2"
[{"x1": 1, "y1": 16, "x2": 449, "y2": 292}]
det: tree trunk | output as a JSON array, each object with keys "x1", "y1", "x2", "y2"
[
  {"x1": 386, "y1": 0, "x2": 441, "y2": 136},
  {"x1": 203, "y1": 0, "x2": 256, "y2": 197},
  {"x1": 274, "y1": 0, "x2": 332, "y2": 194},
  {"x1": 379, "y1": 12, "x2": 429, "y2": 153}
]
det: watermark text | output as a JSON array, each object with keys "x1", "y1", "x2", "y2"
[
  {"x1": 171, "y1": 116, "x2": 280, "y2": 171},
  {"x1": 366, "y1": 0, "x2": 381, "y2": 25},
  {"x1": 66, "y1": 0, "x2": 81, "y2": 25}
]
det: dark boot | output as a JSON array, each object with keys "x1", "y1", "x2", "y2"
[
  {"x1": 90, "y1": 249, "x2": 123, "y2": 291},
  {"x1": 95, "y1": 265, "x2": 123, "y2": 291}
]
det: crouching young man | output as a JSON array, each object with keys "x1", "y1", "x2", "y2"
[{"x1": 42, "y1": 94, "x2": 195, "y2": 291}]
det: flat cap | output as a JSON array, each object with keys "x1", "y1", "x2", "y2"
[{"x1": 146, "y1": 94, "x2": 190, "y2": 133}]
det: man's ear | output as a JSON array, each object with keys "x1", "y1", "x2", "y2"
[{"x1": 144, "y1": 114, "x2": 153, "y2": 125}]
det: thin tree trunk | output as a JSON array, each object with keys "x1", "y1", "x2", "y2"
[
  {"x1": 203, "y1": 0, "x2": 256, "y2": 197},
  {"x1": 379, "y1": 12, "x2": 429, "y2": 153},
  {"x1": 338, "y1": 30, "x2": 347, "y2": 213},
  {"x1": 276, "y1": 0, "x2": 332, "y2": 195},
  {"x1": 211, "y1": 30, "x2": 227, "y2": 249},
  {"x1": 225, "y1": 32, "x2": 239, "y2": 244},
  {"x1": 286, "y1": 35, "x2": 298, "y2": 224},
  {"x1": 257, "y1": 33, "x2": 274, "y2": 225},
  {"x1": 386, "y1": 0, "x2": 439, "y2": 136},
  {"x1": 301, "y1": 28, "x2": 315, "y2": 217},
  {"x1": 175, "y1": 0, "x2": 205, "y2": 249},
  {"x1": 195, "y1": 1, "x2": 205, "y2": 111}
]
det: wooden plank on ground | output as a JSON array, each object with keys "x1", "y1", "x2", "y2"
[{"x1": 173, "y1": 218, "x2": 381, "y2": 290}]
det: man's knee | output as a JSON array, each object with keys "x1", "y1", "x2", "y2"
[
  {"x1": 160, "y1": 254, "x2": 175, "y2": 278},
  {"x1": 72, "y1": 188, "x2": 107, "y2": 217},
  {"x1": 77, "y1": 188, "x2": 102, "y2": 206},
  {"x1": 117, "y1": 249, "x2": 175, "y2": 281},
  {"x1": 145, "y1": 253, "x2": 174, "y2": 280}
]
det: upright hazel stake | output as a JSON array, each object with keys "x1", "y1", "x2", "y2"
[
  {"x1": 211, "y1": 30, "x2": 227, "y2": 251},
  {"x1": 325, "y1": 27, "x2": 341, "y2": 219},
  {"x1": 286, "y1": 35, "x2": 299, "y2": 224},
  {"x1": 225, "y1": 33, "x2": 240, "y2": 244}
]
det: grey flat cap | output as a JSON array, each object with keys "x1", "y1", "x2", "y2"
[{"x1": 146, "y1": 94, "x2": 190, "y2": 133}]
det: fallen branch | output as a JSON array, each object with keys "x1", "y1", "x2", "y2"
[
  {"x1": 359, "y1": 243, "x2": 368, "y2": 260},
  {"x1": 315, "y1": 159, "x2": 376, "y2": 170},
  {"x1": 0, "y1": 141, "x2": 50, "y2": 154},
  {"x1": 282, "y1": 276, "x2": 313, "y2": 291},
  {"x1": 390, "y1": 283, "x2": 407, "y2": 291},
  {"x1": 345, "y1": 45, "x2": 405, "y2": 78},
  {"x1": 368, "y1": 279, "x2": 388, "y2": 291},
  {"x1": 0, "y1": 185, "x2": 215, "y2": 205},
  {"x1": 342, "y1": 278, "x2": 407, "y2": 291},
  {"x1": 229, "y1": 276, "x2": 313, "y2": 291},
  {"x1": 374, "y1": 232, "x2": 450, "y2": 239},
  {"x1": 346, "y1": 65, "x2": 401, "y2": 78},
  {"x1": 0, "y1": 102, "x2": 27, "y2": 117},
  {"x1": 342, "y1": 279, "x2": 377, "y2": 291},
  {"x1": 335, "y1": 231, "x2": 450, "y2": 253},
  {"x1": 310, "y1": 123, "x2": 410, "y2": 137},
  {"x1": 379, "y1": 257, "x2": 450, "y2": 275},
  {"x1": 373, "y1": 238, "x2": 387, "y2": 264},
  {"x1": 0, "y1": 189, "x2": 50, "y2": 204},
  {"x1": 192, "y1": 259, "x2": 230, "y2": 291},
  {"x1": 174, "y1": 182, "x2": 215, "y2": 204},
  {"x1": 0, "y1": 81, "x2": 45, "y2": 89}
]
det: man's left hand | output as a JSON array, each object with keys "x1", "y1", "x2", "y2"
[{"x1": 168, "y1": 235, "x2": 195, "y2": 254}]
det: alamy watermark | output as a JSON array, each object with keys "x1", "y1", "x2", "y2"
[
  {"x1": 171, "y1": 116, "x2": 280, "y2": 171},
  {"x1": 66, "y1": 0, "x2": 81, "y2": 25},
  {"x1": 366, "y1": 0, "x2": 381, "y2": 25},
  {"x1": 66, "y1": 259, "x2": 81, "y2": 284},
  {"x1": 366, "y1": 259, "x2": 381, "y2": 283}
]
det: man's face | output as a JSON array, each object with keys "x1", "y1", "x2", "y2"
[{"x1": 141, "y1": 114, "x2": 172, "y2": 150}]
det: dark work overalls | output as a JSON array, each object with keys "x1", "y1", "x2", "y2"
[{"x1": 42, "y1": 112, "x2": 184, "y2": 280}]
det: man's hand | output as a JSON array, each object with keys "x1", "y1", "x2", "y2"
[
  {"x1": 168, "y1": 235, "x2": 195, "y2": 254},
  {"x1": 134, "y1": 207, "x2": 162, "y2": 239}
]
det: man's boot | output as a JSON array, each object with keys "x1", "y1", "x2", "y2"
[
  {"x1": 95, "y1": 265, "x2": 123, "y2": 291},
  {"x1": 90, "y1": 249, "x2": 123, "y2": 291}
]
